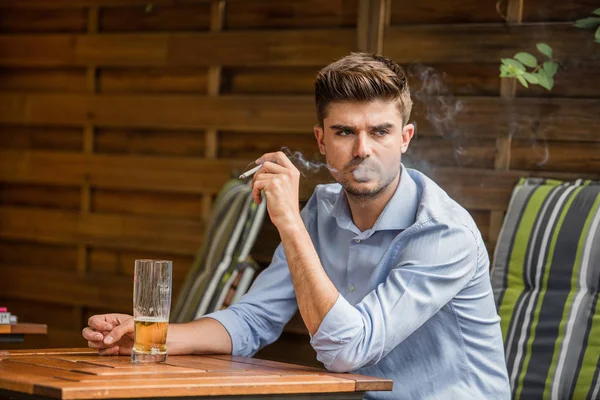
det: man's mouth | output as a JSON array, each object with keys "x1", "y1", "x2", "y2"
[
  {"x1": 344, "y1": 159, "x2": 377, "y2": 173},
  {"x1": 348, "y1": 163, "x2": 379, "y2": 182}
]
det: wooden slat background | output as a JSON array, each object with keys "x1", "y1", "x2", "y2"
[{"x1": 1, "y1": 0, "x2": 599, "y2": 367}]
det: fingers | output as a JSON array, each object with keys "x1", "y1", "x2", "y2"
[
  {"x1": 84, "y1": 328, "x2": 115, "y2": 352},
  {"x1": 83, "y1": 314, "x2": 133, "y2": 356},
  {"x1": 256, "y1": 151, "x2": 295, "y2": 170},
  {"x1": 256, "y1": 161, "x2": 287, "y2": 175},
  {"x1": 251, "y1": 161, "x2": 301, "y2": 205},
  {"x1": 103, "y1": 320, "x2": 133, "y2": 345},
  {"x1": 251, "y1": 152, "x2": 299, "y2": 207},
  {"x1": 82, "y1": 327, "x2": 104, "y2": 342},
  {"x1": 251, "y1": 161, "x2": 283, "y2": 189},
  {"x1": 88, "y1": 340, "x2": 108, "y2": 349},
  {"x1": 88, "y1": 316, "x2": 113, "y2": 332},
  {"x1": 252, "y1": 179, "x2": 266, "y2": 204},
  {"x1": 251, "y1": 161, "x2": 295, "y2": 185},
  {"x1": 249, "y1": 161, "x2": 273, "y2": 204},
  {"x1": 99, "y1": 346, "x2": 120, "y2": 356}
]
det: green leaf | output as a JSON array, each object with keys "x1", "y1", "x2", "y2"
[
  {"x1": 596, "y1": 26, "x2": 600, "y2": 42},
  {"x1": 514, "y1": 52, "x2": 538, "y2": 68},
  {"x1": 517, "y1": 75, "x2": 528, "y2": 88},
  {"x1": 573, "y1": 17, "x2": 600, "y2": 29},
  {"x1": 536, "y1": 43, "x2": 553, "y2": 58},
  {"x1": 541, "y1": 73, "x2": 555, "y2": 91},
  {"x1": 499, "y1": 64, "x2": 511, "y2": 77},
  {"x1": 593, "y1": 8, "x2": 600, "y2": 16},
  {"x1": 523, "y1": 72, "x2": 539, "y2": 84},
  {"x1": 543, "y1": 61, "x2": 558, "y2": 77},
  {"x1": 499, "y1": 63, "x2": 516, "y2": 78},
  {"x1": 502, "y1": 58, "x2": 526, "y2": 72},
  {"x1": 500, "y1": 63, "x2": 515, "y2": 78},
  {"x1": 536, "y1": 69, "x2": 552, "y2": 90}
]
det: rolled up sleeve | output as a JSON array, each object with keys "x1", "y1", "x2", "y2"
[
  {"x1": 205, "y1": 243, "x2": 298, "y2": 357},
  {"x1": 310, "y1": 220, "x2": 479, "y2": 372},
  {"x1": 205, "y1": 193, "x2": 322, "y2": 357}
]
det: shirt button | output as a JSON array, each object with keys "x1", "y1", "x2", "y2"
[
  {"x1": 349, "y1": 285, "x2": 355, "y2": 293},
  {"x1": 354, "y1": 239, "x2": 360, "y2": 243}
]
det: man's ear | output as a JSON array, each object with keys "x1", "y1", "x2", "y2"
[
  {"x1": 314, "y1": 125, "x2": 326, "y2": 155},
  {"x1": 401, "y1": 123, "x2": 415, "y2": 154}
]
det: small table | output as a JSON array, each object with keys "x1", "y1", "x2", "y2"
[
  {"x1": 0, "y1": 323, "x2": 47, "y2": 343},
  {"x1": 0, "y1": 348, "x2": 392, "y2": 399}
]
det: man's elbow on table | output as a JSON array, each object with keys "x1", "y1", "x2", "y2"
[
  {"x1": 309, "y1": 296, "x2": 383, "y2": 373},
  {"x1": 311, "y1": 330, "x2": 382, "y2": 373},
  {"x1": 321, "y1": 355, "x2": 360, "y2": 373},
  {"x1": 315, "y1": 343, "x2": 380, "y2": 373}
]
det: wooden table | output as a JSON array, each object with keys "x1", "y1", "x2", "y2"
[
  {"x1": 0, "y1": 348, "x2": 392, "y2": 399},
  {"x1": 0, "y1": 323, "x2": 47, "y2": 343}
]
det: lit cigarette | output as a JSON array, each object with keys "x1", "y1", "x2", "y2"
[{"x1": 239, "y1": 164, "x2": 262, "y2": 179}]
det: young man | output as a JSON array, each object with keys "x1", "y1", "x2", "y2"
[{"x1": 83, "y1": 53, "x2": 510, "y2": 399}]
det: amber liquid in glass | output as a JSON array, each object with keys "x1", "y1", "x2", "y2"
[{"x1": 133, "y1": 317, "x2": 168, "y2": 355}]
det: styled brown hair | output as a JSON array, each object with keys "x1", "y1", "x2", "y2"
[{"x1": 315, "y1": 52, "x2": 412, "y2": 127}]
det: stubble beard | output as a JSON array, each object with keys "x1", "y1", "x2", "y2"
[
  {"x1": 342, "y1": 172, "x2": 396, "y2": 203},
  {"x1": 332, "y1": 158, "x2": 400, "y2": 203}
]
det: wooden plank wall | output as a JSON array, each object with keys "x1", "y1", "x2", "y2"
[
  {"x1": 1, "y1": 0, "x2": 599, "y2": 367},
  {"x1": 0, "y1": 0, "x2": 355, "y2": 354}
]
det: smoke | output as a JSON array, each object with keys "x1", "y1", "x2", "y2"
[
  {"x1": 532, "y1": 139, "x2": 550, "y2": 167},
  {"x1": 520, "y1": 113, "x2": 551, "y2": 167},
  {"x1": 240, "y1": 147, "x2": 333, "y2": 178},
  {"x1": 409, "y1": 63, "x2": 464, "y2": 143},
  {"x1": 280, "y1": 147, "x2": 384, "y2": 182},
  {"x1": 341, "y1": 156, "x2": 381, "y2": 182},
  {"x1": 245, "y1": 62, "x2": 553, "y2": 183},
  {"x1": 404, "y1": 63, "x2": 466, "y2": 173},
  {"x1": 505, "y1": 100, "x2": 552, "y2": 168},
  {"x1": 351, "y1": 163, "x2": 378, "y2": 182},
  {"x1": 406, "y1": 63, "x2": 551, "y2": 170},
  {"x1": 280, "y1": 146, "x2": 331, "y2": 176}
]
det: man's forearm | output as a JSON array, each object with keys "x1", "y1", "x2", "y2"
[
  {"x1": 278, "y1": 216, "x2": 339, "y2": 335},
  {"x1": 167, "y1": 317, "x2": 232, "y2": 355}
]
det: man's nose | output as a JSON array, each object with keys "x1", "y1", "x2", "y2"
[{"x1": 353, "y1": 132, "x2": 373, "y2": 158}]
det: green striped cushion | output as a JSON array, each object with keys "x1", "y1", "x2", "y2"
[
  {"x1": 171, "y1": 180, "x2": 261, "y2": 323},
  {"x1": 491, "y1": 177, "x2": 600, "y2": 400}
]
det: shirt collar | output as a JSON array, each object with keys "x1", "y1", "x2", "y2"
[{"x1": 330, "y1": 164, "x2": 418, "y2": 232}]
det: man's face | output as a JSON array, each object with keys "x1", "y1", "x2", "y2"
[{"x1": 314, "y1": 100, "x2": 414, "y2": 199}]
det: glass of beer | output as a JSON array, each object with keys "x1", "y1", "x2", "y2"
[{"x1": 131, "y1": 259, "x2": 172, "y2": 363}]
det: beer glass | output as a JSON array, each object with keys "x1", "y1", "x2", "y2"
[{"x1": 132, "y1": 259, "x2": 172, "y2": 363}]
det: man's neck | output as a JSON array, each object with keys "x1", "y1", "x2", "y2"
[{"x1": 346, "y1": 173, "x2": 400, "y2": 232}]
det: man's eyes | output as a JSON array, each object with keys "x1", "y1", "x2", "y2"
[
  {"x1": 335, "y1": 130, "x2": 389, "y2": 136},
  {"x1": 335, "y1": 130, "x2": 354, "y2": 136}
]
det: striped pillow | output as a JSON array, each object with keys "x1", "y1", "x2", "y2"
[
  {"x1": 492, "y1": 178, "x2": 600, "y2": 400},
  {"x1": 171, "y1": 180, "x2": 266, "y2": 323}
]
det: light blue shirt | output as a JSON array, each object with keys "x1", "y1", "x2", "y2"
[{"x1": 206, "y1": 166, "x2": 511, "y2": 399}]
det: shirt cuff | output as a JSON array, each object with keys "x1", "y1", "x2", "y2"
[
  {"x1": 202, "y1": 308, "x2": 249, "y2": 356},
  {"x1": 309, "y1": 294, "x2": 362, "y2": 366}
]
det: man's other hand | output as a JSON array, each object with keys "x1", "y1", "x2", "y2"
[{"x1": 82, "y1": 313, "x2": 134, "y2": 356}]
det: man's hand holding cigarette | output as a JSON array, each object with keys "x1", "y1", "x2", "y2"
[{"x1": 245, "y1": 151, "x2": 302, "y2": 232}]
